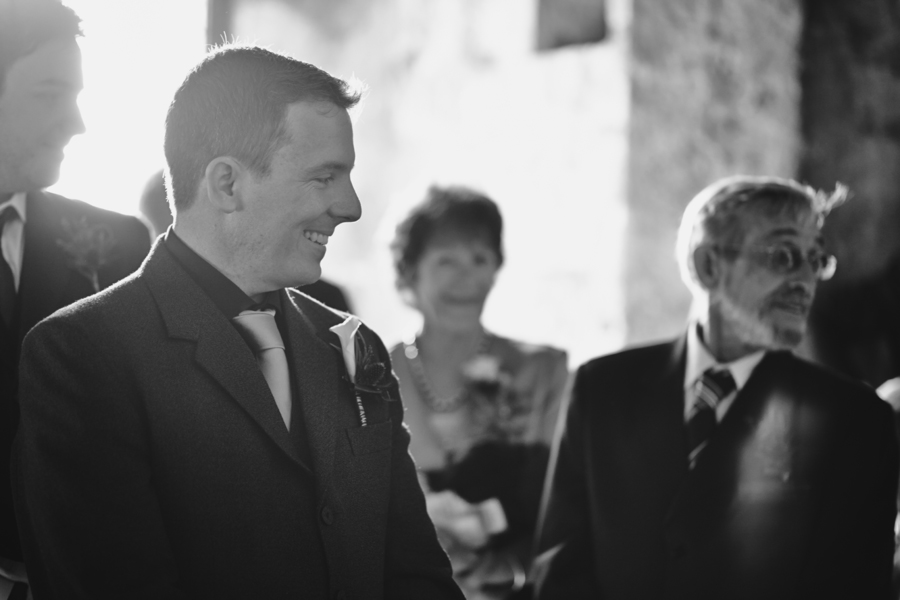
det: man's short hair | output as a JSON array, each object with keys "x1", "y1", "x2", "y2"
[
  {"x1": 0, "y1": 0, "x2": 82, "y2": 93},
  {"x1": 164, "y1": 45, "x2": 362, "y2": 211},
  {"x1": 676, "y1": 175, "x2": 847, "y2": 295}
]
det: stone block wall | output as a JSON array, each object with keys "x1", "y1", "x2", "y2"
[{"x1": 626, "y1": 0, "x2": 802, "y2": 344}]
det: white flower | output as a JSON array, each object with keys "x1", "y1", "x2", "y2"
[
  {"x1": 462, "y1": 354, "x2": 502, "y2": 383},
  {"x1": 329, "y1": 315, "x2": 362, "y2": 383}
]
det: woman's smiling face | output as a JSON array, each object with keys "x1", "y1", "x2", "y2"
[{"x1": 411, "y1": 232, "x2": 500, "y2": 329}]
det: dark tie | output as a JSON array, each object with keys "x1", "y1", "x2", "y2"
[
  {"x1": 0, "y1": 205, "x2": 19, "y2": 328},
  {"x1": 687, "y1": 367, "x2": 736, "y2": 467},
  {"x1": 232, "y1": 308, "x2": 293, "y2": 430}
]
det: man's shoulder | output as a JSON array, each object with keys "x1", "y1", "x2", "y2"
[
  {"x1": 32, "y1": 191, "x2": 150, "y2": 245},
  {"x1": 765, "y1": 351, "x2": 887, "y2": 411},
  {"x1": 578, "y1": 338, "x2": 679, "y2": 381},
  {"x1": 27, "y1": 260, "x2": 150, "y2": 340}
]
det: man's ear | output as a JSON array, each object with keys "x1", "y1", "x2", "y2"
[
  {"x1": 203, "y1": 157, "x2": 244, "y2": 213},
  {"x1": 693, "y1": 244, "x2": 721, "y2": 290}
]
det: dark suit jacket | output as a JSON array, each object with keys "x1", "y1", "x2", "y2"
[
  {"x1": 0, "y1": 191, "x2": 149, "y2": 561},
  {"x1": 534, "y1": 336, "x2": 899, "y2": 600},
  {"x1": 13, "y1": 239, "x2": 463, "y2": 600}
]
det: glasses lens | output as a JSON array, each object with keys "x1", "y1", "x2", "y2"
[{"x1": 767, "y1": 245, "x2": 798, "y2": 274}]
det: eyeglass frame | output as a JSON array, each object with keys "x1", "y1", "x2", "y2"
[{"x1": 714, "y1": 241, "x2": 837, "y2": 281}]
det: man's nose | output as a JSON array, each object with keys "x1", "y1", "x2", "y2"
[
  {"x1": 333, "y1": 181, "x2": 361, "y2": 224},
  {"x1": 66, "y1": 99, "x2": 86, "y2": 138}
]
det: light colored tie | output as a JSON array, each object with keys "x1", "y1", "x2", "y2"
[{"x1": 232, "y1": 309, "x2": 292, "y2": 431}]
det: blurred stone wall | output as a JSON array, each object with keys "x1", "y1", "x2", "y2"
[
  {"x1": 226, "y1": 0, "x2": 631, "y2": 366},
  {"x1": 802, "y1": 0, "x2": 900, "y2": 387},
  {"x1": 626, "y1": 0, "x2": 802, "y2": 344}
]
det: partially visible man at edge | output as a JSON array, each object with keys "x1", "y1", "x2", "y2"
[
  {"x1": 533, "y1": 176, "x2": 899, "y2": 599},
  {"x1": 0, "y1": 1, "x2": 150, "y2": 596},
  {"x1": 13, "y1": 44, "x2": 464, "y2": 600}
]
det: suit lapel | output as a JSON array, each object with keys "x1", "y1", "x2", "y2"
[
  {"x1": 642, "y1": 337, "x2": 691, "y2": 510},
  {"x1": 17, "y1": 192, "x2": 75, "y2": 342},
  {"x1": 283, "y1": 290, "x2": 349, "y2": 499},
  {"x1": 144, "y1": 242, "x2": 309, "y2": 472}
]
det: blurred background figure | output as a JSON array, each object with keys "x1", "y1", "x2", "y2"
[
  {"x1": 137, "y1": 169, "x2": 170, "y2": 239},
  {"x1": 0, "y1": 0, "x2": 150, "y2": 596},
  {"x1": 389, "y1": 185, "x2": 568, "y2": 600},
  {"x1": 138, "y1": 168, "x2": 354, "y2": 312}
]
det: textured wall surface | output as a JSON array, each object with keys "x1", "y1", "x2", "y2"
[
  {"x1": 626, "y1": 0, "x2": 802, "y2": 345},
  {"x1": 229, "y1": 0, "x2": 631, "y2": 366},
  {"x1": 800, "y1": 0, "x2": 900, "y2": 280},
  {"x1": 802, "y1": 0, "x2": 900, "y2": 387}
]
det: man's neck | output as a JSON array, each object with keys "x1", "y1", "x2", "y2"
[{"x1": 697, "y1": 316, "x2": 759, "y2": 363}]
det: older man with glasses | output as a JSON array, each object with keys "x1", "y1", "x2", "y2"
[{"x1": 532, "y1": 175, "x2": 899, "y2": 600}]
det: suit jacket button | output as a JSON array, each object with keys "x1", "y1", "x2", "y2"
[{"x1": 321, "y1": 506, "x2": 334, "y2": 525}]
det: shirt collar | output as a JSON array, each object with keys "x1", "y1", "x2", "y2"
[
  {"x1": 0, "y1": 192, "x2": 27, "y2": 223},
  {"x1": 164, "y1": 228, "x2": 271, "y2": 320},
  {"x1": 684, "y1": 321, "x2": 765, "y2": 392}
]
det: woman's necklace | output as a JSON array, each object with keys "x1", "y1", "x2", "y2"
[{"x1": 404, "y1": 332, "x2": 492, "y2": 413}]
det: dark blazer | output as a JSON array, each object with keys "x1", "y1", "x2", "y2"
[
  {"x1": 534, "y1": 336, "x2": 899, "y2": 600},
  {"x1": 13, "y1": 239, "x2": 463, "y2": 600},
  {"x1": 0, "y1": 191, "x2": 149, "y2": 561}
]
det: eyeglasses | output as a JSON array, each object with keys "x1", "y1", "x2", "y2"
[{"x1": 719, "y1": 242, "x2": 837, "y2": 281}]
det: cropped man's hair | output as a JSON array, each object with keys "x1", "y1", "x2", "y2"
[
  {"x1": 676, "y1": 175, "x2": 848, "y2": 295},
  {"x1": 0, "y1": 0, "x2": 82, "y2": 93},
  {"x1": 164, "y1": 45, "x2": 361, "y2": 211},
  {"x1": 392, "y1": 184, "x2": 504, "y2": 290}
]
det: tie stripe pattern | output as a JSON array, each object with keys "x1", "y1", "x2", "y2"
[{"x1": 687, "y1": 367, "x2": 736, "y2": 466}]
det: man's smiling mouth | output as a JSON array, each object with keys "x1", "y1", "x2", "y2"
[{"x1": 304, "y1": 231, "x2": 330, "y2": 246}]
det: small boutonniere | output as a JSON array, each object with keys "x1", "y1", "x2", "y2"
[
  {"x1": 330, "y1": 315, "x2": 396, "y2": 426},
  {"x1": 56, "y1": 216, "x2": 116, "y2": 293},
  {"x1": 461, "y1": 352, "x2": 521, "y2": 436}
]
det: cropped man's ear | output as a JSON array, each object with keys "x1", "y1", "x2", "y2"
[
  {"x1": 692, "y1": 244, "x2": 721, "y2": 291},
  {"x1": 203, "y1": 156, "x2": 244, "y2": 213}
]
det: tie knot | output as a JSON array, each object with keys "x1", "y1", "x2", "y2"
[
  {"x1": 696, "y1": 367, "x2": 736, "y2": 408},
  {"x1": 232, "y1": 309, "x2": 285, "y2": 352}
]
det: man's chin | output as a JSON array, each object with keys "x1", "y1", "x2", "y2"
[{"x1": 771, "y1": 321, "x2": 805, "y2": 349}]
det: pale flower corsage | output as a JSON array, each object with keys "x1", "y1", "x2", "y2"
[
  {"x1": 330, "y1": 315, "x2": 396, "y2": 426},
  {"x1": 56, "y1": 216, "x2": 117, "y2": 293}
]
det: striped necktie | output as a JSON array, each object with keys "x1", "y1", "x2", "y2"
[{"x1": 687, "y1": 367, "x2": 736, "y2": 467}]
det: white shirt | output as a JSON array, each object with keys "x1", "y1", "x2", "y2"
[
  {"x1": 0, "y1": 193, "x2": 26, "y2": 291},
  {"x1": 683, "y1": 322, "x2": 765, "y2": 422}
]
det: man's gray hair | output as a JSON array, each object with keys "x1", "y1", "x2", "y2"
[{"x1": 675, "y1": 175, "x2": 848, "y2": 297}]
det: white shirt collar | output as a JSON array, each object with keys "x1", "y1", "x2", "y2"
[
  {"x1": 0, "y1": 192, "x2": 27, "y2": 223},
  {"x1": 684, "y1": 321, "x2": 765, "y2": 393}
]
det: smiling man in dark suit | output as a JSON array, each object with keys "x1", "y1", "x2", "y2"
[
  {"x1": 533, "y1": 176, "x2": 899, "y2": 599},
  {"x1": 0, "y1": 1, "x2": 149, "y2": 595},
  {"x1": 14, "y1": 45, "x2": 463, "y2": 600}
]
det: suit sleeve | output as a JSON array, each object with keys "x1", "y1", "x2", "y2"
[
  {"x1": 13, "y1": 317, "x2": 190, "y2": 600},
  {"x1": 531, "y1": 364, "x2": 602, "y2": 600},
  {"x1": 365, "y1": 328, "x2": 465, "y2": 600}
]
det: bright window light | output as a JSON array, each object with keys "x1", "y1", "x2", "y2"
[{"x1": 51, "y1": 1, "x2": 207, "y2": 216}]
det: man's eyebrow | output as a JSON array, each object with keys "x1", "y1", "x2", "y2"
[{"x1": 309, "y1": 160, "x2": 353, "y2": 173}]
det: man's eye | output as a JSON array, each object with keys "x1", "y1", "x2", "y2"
[
  {"x1": 769, "y1": 246, "x2": 797, "y2": 272},
  {"x1": 316, "y1": 175, "x2": 334, "y2": 184}
]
